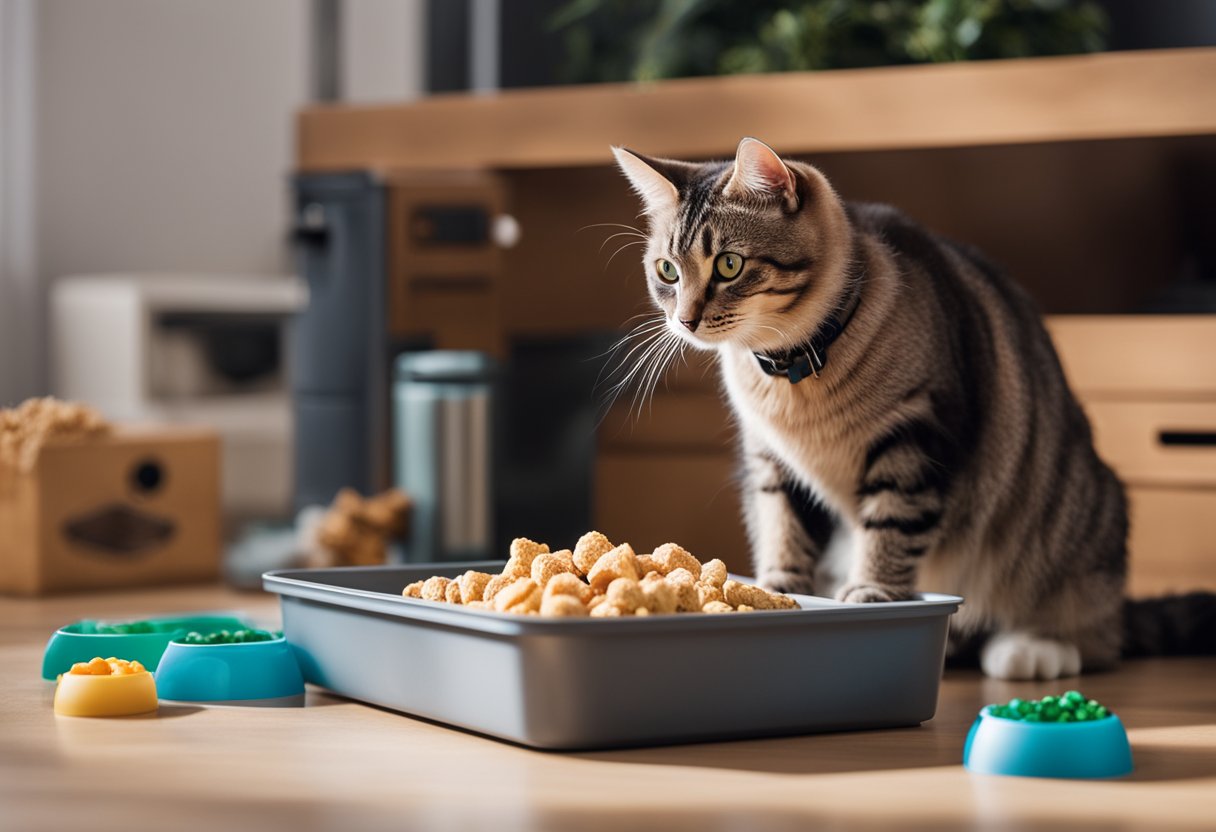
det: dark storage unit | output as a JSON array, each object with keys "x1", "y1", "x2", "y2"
[{"x1": 291, "y1": 173, "x2": 388, "y2": 509}]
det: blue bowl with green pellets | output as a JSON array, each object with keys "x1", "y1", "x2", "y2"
[
  {"x1": 154, "y1": 628, "x2": 304, "y2": 703},
  {"x1": 964, "y1": 691, "x2": 1133, "y2": 779}
]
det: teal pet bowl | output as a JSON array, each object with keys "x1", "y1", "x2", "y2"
[
  {"x1": 964, "y1": 710, "x2": 1134, "y2": 779},
  {"x1": 42, "y1": 615, "x2": 250, "y2": 680},
  {"x1": 154, "y1": 637, "x2": 304, "y2": 702}
]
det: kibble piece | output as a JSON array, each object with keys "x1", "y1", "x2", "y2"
[
  {"x1": 540, "y1": 594, "x2": 589, "y2": 618},
  {"x1": 402, "y1": 580, "x2": 424, "y2": 599},
  {"x1": 636, "y1": 554, "x2": 661, "y2": 576},
  {"x1": 573, "y1": 531, "x2": 615, "y2": 576},
  {"x1": 723, "y1": 579, "x2": 798, "y2": 610},
  {"x1": 69, "y1": 657, "x2": 147, "y2": 676},
  {"x1": 457, "y1": 571, "x2": 493, "y2": 604},
  {"x1": 494, "y1": 577, "x2": 541, "y2": 613},
  {"x1": 504, "y1": 537, "x2": 549, "y2": 577},
  {"x1": 606, "y1": 578, "x2": 645, "y2": 613},
  {"x1": 531, "y1": 551, "x2": 578, "y2": 588},
  {"x1": 465, "y1": 600, "x2": 490, "y2": 610},
  {"x1": 587, "y1": 594, "x2": 608, "y2": 611},
  {"x1": 700, "y1": 559, "x2": 728, "y2": 589},
  {"x1": 651, "y1": 543, "x2": 702, "y2": 580},
  {"x1": 696, "y1": 582, "x2": 724, "y2": 608},
  {"x1": 767, "y1": 592, "x2": 798, "y2": 610},
  {"x1": 664, "y1": 568, "x2": 700, "y2": 611},
  {"x1": 635, "y1": 607, "x2": 651, "y2": 617},
  {"x1": 702, "y1": 601, "x2": 734, "y2": 614},
  {"x1": 587, "y1": 543, "x2": 641, "y2": 594},
  {"x1": 640, "y1": 574, "x2": 679, "y2": 613},
  {"x1": 544, "y1": 572, "x2": 593, "y2": 604},
  {"x1": 736, "y1": 604, "x2": 755, "y2": 612},
  {"x1": 508, "y1": 592, "x2": 542, "y2": 615},
  {"x1": 421, "y1": 576, "x2": 452, "y2": 602},
  {"x1": 482, "y1": 572, "x2": 515, "y2": 604},
  {"x1": 590, "y1": 602, "x2": 623, "y2": 618},
  {"x1": 444, "y1": 581, "x2": 463, "y2": 604}
]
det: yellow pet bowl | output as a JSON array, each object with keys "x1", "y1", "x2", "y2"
[{"x1": 54, "y1": 658, "x2": 159, "y2": 717}]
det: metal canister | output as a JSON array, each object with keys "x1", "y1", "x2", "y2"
[{"x1": 393, "y1": 351, "x2": 495, "y2": 563}]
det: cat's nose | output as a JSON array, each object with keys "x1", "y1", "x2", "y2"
[{"x1": 680, "y1": 317, "x2": 701, "y2": 332}]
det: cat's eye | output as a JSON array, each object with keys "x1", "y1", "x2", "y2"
[
  {"x1": 714, "y1": 252, "x2": 744, "y2": 280},
  {"x1": 656, "y1": 259, "x2": 679, "y2": 284}
]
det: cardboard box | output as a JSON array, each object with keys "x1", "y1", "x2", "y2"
[{"x1": 0, "y1": 427, "x2": 221, "y2": 595}]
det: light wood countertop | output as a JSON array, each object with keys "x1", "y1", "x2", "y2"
[{"x1": 2, "y1": 584, "x2": 1214, "y2": 831}]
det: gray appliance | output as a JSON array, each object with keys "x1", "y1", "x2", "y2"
[{"x1": 291, "y1": 173, "x2": 389, "y2": 509}]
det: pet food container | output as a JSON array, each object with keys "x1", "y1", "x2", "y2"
[
  {"x1": 54, "y1": 668, "x2": 159, "y2": 717},
  {"x1": 265, "y1": 563, "x2": 962, "y2": 749},
  {"x1": 964, "y1": 710, "x2": 1134, "y2": 779},
  {"x1": 154, "y1": 637, "x2": 305, "y2": 702}
]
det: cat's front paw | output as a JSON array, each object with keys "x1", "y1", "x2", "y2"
[
  {"x1": 980, "y1": 632, "x2": 1082, "y2": 680},
  {"x1": 836, "y1": 582, "x2": 912, "y2": 604},
  {"x1": 758, "y1": 569, "x2": 816, "y2": 596}
]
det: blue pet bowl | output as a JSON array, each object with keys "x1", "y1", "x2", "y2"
[
  {"x1": 964, "y1": 710, "x2": 1134, "y2": 779},
  {"x1": 154, "y1": 637, "x2": 304, "y2": 702}
]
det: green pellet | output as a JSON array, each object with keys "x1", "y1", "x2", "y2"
[
  {"x1": 176, "y1": 628, "x2": 278, "y2": 645},
  {"x1": 986, "y1": 693, "x2": 1112, "y2": 723}
]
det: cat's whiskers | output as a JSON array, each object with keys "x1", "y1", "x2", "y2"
[
  {"x1": 612, "y1": 332, "x2": 677, "y2": 425},
  {"x1": 605, "y1": 239, "x2": 647, "y2": 270},
  {"x1": 597, "y1": 325, "x2": 675, "y2": 415},
  {"x1": 579, "y1": 221, "x2": 645, "y2": 235},
  {"x1": 633, "y1": 332, "x2": 683, "y2": 422},
  {"x1": 749, "y1": 322, "x2": 796, "y2": 351},
  {"x1": 595, "y1": 317, "x2": 667, "y2": 361},
  {"x1": 598, "y1": 230, "x2": 648, "y2": 253}
]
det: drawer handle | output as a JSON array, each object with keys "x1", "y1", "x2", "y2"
[{"x1": 1158, "y1": 431, "x2": 1216, "y2": 447}]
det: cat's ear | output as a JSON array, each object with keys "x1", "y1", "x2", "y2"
[
  {"x1": 725, "y1": 137, "x2": 798, "y2": 210},
  {"x1": 612, "y1": 147, "x2": 680, "y2": 215}
]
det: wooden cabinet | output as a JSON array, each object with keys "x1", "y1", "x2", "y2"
[{"x1": 1048, "y1": 316, "x2": 1216, "y2": 595}]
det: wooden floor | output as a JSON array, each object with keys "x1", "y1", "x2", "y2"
[{"x1": 2, "y1": 584, "x2": 1214, "y2": 832}]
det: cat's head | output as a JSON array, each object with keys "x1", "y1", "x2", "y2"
[{"x1": 612, "y1": 138, "x2": 852, "y2": 354}]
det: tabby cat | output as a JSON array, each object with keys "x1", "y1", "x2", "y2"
[{"x1": 613, "y1": 137, "x2": 1214, "y2": 679}]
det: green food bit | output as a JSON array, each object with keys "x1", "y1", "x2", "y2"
[
  {"x1": 177, "y1": 628, "x2": 281, "y2": 645},
  {"x1": 984, "y1": 691, "x2": 1112, "y2": 723},
  {"x1": 94, "y1": 620, "x2": 156, "y2": 635}
]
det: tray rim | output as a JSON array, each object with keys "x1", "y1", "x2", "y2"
[{"x1": 264, "y1": 563, "x2": 963, "y2": 638}]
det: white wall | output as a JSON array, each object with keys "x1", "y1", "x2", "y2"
[
  {"x1": 35, "y1": 0, "x2": 311, "y2": 281},
  {"x1": 0, "y1": 0, "x2": 40, "y2": 406},
  {"x1": 0, "y1": 0, "x2": 427, "y2": 406},
  {"x1": 341, "y1": 0, "x2": 426, "y2": 102}
]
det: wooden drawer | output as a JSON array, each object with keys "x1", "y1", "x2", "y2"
[
  {"x1": 595, "y1": 452, "x2": 750, "y2": 574},
  {"x1": 1085, "y1": 400, "x2": 1216, "y2": 487},
  {"x1": 1127, "y1": 486, "x2": 1216, "y2": 597},
  {"x1": 1046, "y1": 315, "x2": 1216, "y2": 399}
]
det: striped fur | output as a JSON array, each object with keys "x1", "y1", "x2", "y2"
[{"x1": 614, "y1": 139, "x2": 1143, "y2": 679}]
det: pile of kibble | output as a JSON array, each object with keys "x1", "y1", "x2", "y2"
[
  {"x1": 176, "y1": 629, "x2": 280, "y2": 645},
  {"x1": 985, "y1": 691, "x2": 1110, "y2": 722}
]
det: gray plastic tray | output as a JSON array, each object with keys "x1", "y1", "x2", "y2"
[{"x1": 263, "y1": 563, "x2": 961, "y2": 750}]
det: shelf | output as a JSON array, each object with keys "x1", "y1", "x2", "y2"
[{"x1": 298, "y1": 48, "x2": 1216, "y2": 172}]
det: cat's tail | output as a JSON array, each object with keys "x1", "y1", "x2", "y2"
[{"x1": 1122, "y1": 592, "x2": 1216, "y2": 657}]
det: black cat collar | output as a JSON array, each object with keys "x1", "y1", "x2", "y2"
[{"x1": 754, "y1": 280, "x2": 862, "y2": 384}]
